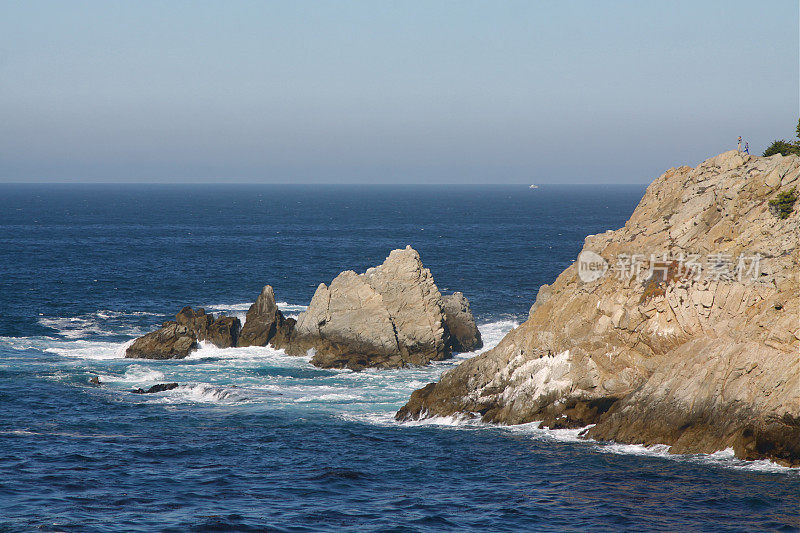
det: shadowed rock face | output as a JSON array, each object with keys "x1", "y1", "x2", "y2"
[
  {"x1": 238, "y1": 285, "x2": 281, "y2": 347},
  {"x1": 285, "y1": 246, "x2": 451, "y2": 370},
  {"x1": 397, "y1": 151, "x2": 800, "y2": 466},
  {"x1": 126, "y1": 307, "x2": 240, "y2": 359},
  {"x1": 207, "y1": 316, "x2": 240, "y2": 348},
  {"x1": 237, "y1": 285, "x2": 296, "y2": 350},
  {"x1": 441, "y1": 292, "x2": 482, "y2": 352},
  {"x1": 175, "y1": 306, "x2": 240, "y2": 348}
]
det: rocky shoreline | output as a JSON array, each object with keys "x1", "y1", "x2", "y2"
[
  {"x1": 397, "y1": 150, "x2": 799, "y2": 466},
  {"x1": 123, "y1": 150, "x2": 798, "y2": 466}
]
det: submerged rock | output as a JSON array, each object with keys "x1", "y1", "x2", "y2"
[
  {"x1": 285, "y1": 246, "x2": 451, "y2": 370},
  {"x1": 397, "y1": 151, "x2": 800, "y2": 466},
  {"x1": 132, "y1": 383, "x2": 180, "y2": 394},
  {"x1": 441, "y1": 292, "x2": 482, "y2": 352}
]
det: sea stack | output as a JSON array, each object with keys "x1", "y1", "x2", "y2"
[
  {"x1": 237, "y1": 285, "x2": 294, "y2": 348},
  {"x1": 285, "y1": 246, "x2": 453, "y2": 370},
  {"x1": 397, "y1": 151, "x2": 800, "y2": 466}
]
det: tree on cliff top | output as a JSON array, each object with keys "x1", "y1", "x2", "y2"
[{"x1": 763, "y1": 118, "x2": 800, "y2": 156}]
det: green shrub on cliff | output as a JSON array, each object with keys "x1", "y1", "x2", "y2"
[
  {"x1": 763, "y1": 140, "x2": 800, "y2": 157},
  {"x1": 768, "y1": 188, "x2": 797, "y2": 219},
  {"x1": 763, "y1": 118, "x2": 800, "y2": 156}
]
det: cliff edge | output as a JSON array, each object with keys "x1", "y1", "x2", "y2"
[{"x1": 397, "y1": 150, "x2": 800, "y2": 466}]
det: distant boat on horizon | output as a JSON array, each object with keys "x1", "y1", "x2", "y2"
[{"x1": 529, "y1": 184, "x2": 539, "y2": 189}]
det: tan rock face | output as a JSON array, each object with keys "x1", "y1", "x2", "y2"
[
  {"x1": 397, "y1": 151, "x2": 800, "y2": 466},
  {"x1": 286, "y1": 246, "x2": 451, "y2": 370}
]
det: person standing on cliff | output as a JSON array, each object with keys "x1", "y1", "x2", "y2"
[
  {"x1": 738, "y1": 136, "x2": 742, "y2": 152},
  {"x1": 744, "y1": 141, "x2": 749, "y2": 154}
]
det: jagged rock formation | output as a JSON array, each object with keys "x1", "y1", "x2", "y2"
[
  {"x1": 123, "y1": 252, "x2": 478, "y2": 368},
  {"x1": 284, "y1": 246, "x2": 452, "y2": 370},
  {"x1": 174, "y1": 306, "x2": 241, "y2": 348},
  {"x1": 126, "y1": 307, "x2": 240, "y2": 359},
  {"x1": 207, "y1": 316, "x2": 241, "y2": 348},
  {"x1": 238, "y1": 285, "x2": 293, "y2": 348},
  {"x1": 397, "y1": 150, "x2": 800, "y2": 466},
  {"x1": 441, "y1": 292, "x2": 483, "y2": 352}
]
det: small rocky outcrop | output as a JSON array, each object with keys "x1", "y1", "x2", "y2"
[
  {"x1": 397, "y1": 150, "x2": 800, "y2": 466},
  {"x1": 126, "y1": 307, "x2": 240, "y2": 359},
  {"x1": 125, "y1": 321, "x2": 198, "y2": 359},
  {"x1": 132, "y1": 383, "x2": 180, "y2": 394},
  {"x1": 176, "y1": 306, "x2": 240, "y2": 348},
  {"x1": 441, "y1": 292, "x2": 482, "y2": 352},
  {"x1": 284, "y1": 246, "x2": 451, "y2": 370},
  {"x1": 238, "y1": 285, "x2": 291, "y2": 348}
]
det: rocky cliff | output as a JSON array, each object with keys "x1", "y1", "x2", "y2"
[{"x1": 397, "y1": 150, "x2": 800, "y2": 466}]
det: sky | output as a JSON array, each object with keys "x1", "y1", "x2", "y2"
[{"x1": 0, "y1": 0, "x2": 798, "y2": 184}]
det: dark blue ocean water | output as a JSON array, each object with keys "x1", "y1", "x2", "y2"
[{"x1": 0, "y1": 184, "x2": 797, "y2": 532}]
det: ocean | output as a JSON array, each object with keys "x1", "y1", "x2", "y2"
[{"x1": 0, "y1": 184, "x2": 797, "y2": 532}]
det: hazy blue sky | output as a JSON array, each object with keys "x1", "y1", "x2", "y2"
[{"x1": 0, "y1": 1, "x2": 797, "y2": 183}]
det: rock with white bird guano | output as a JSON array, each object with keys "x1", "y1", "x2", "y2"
[{"x1": 397, "y1": 150, "x2": 800, "y2": 467}]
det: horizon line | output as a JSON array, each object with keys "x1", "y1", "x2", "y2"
[{"x1": 0, "y1": 181, "x2": 648, "y2": 186}]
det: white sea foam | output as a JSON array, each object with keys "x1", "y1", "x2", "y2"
[
  {"x1": 186, "y1": 341, "x2": 312, "y2": 364},
  {"x1": 295, "y1": 392, "x2": 364, "y2": 403},
  {"x1": 341, "y1": 411, "x2": 799, "y2": 474},
  {"x1": 37, "y1": 309, "x2": 155, "y2": 339},
  {"x1": 594, "y1": 443, "x2": 797, "y2": 474},
  {"x1": 475, "y1": 319, "x2": 518, "y2": 351},
  {"x1": 46, "y1": 339, "x2": 126, "y2": 360},
  {"x1": 204, "y1": 302, "x2": 253, "y2": 313},
  {"x1": 205, "y1": 301, "x2": 308, "y2": 321},
  {"x1": 0, "y1": 335, "x2": 123, "y2": 360},
  {"x1": 97, "y1": 364, "x2": 165, "y2": 385},
  {"x1": 38, "y1": 316, "x2": 107, "y2": 339},
  {"x1": 147, "y1": 383, "x2": 240, "y2": 405}
]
